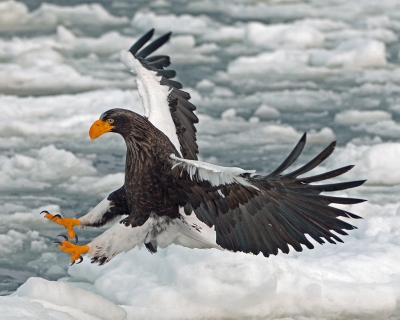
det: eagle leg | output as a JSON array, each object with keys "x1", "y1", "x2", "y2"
[
  {"x1": 120, "y1": 212, "x2": 150, "y2": 227},
  {"x1": 41, "y1": 211, "x2": 81, "y2": 242},
  {"x1": 54, "y1": 236, "x2": 89, "y2": 266}
]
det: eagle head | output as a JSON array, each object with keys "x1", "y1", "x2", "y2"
[{"x1": 89, "y1": 108, "x2": 145, "y2": 140}]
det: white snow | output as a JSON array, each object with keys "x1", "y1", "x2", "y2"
[
  {"x1": 245, "y1": 21, "x2": 325, "y2": 49},
  {"x1": 0, "y1": 145, "x2": 96, "y2": 191},
  {"x1": 132, "y1": 11, "x2": 212, "y2": 35},
  {"x1": 254, "y1": 104, "x2": 280, "y2": 120},
  {"x1": 310, "y1": 39, "x2": 387, "y2": 69},
  {"x1": 11, "y1": 277, "x2": 126, "y2": 320},
  {"x1": 0, "y1": 1, "x2": 128, "y2": 32},
  {"x1": 334, "y1": 109, "x2": 392, "y2": 125},
  {"x1": 328, "y1": 142, "x2": 400, "y2": 186}
]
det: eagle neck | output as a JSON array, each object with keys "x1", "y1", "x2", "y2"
[{"x1": 124, "y1": 134, "x2": 153, "y2": 175}]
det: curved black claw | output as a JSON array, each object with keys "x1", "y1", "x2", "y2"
[
  {"x1": 40, "y1": 210, "x2": 49, "y2": 215},
  {"x1": 57, "y1": 234, "x2": 68, "y2": 241},
  {"x1": 70, "y1": 260, "x2": 75, "y2": 266},
  {"x1": 52, "y1": 214, "x2": 62, "y2": 219},
  {"x1": 75, "y1": 234, "x2": 79, "y2": 244},
  {"x1": 76, "y1": 256, "x2": 83, "y2": 264},
  {"x1": 53, "y1": 241, "x2": 62, "y2": 245}
]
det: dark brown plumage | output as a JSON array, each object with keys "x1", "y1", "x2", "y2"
[{"x1": 99, "y1": 109, "x2": 181, "y2": 227}]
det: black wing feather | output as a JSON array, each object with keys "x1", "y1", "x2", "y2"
[
  {"x1": 136, "y1": 32, "x2": 172, "y2": 58},
  {"x1": 172, "y1": 133, "x2": 365, "y2": 257},
  {"x1": 267, "y1": 133, "x2": 306, "y2": 177},
  {"x1": 127, "y1": 30, "x2": 199, "y2": 160},
  {"x1": 129, "y1": 29, "x2": 154, "y2": 55}
]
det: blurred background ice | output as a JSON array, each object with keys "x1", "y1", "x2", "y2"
[{"x1": 1, "y1": 0, "x2": 400, "y2": 319}]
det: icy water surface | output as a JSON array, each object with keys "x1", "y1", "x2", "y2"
[{"x1": 1, "y1": 0, "x2": 400, "y2": 319}]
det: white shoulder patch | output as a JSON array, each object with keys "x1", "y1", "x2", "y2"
[
  {"x1": 170, "y1": 154, "x2": 258, "y2": 190},
  {"x1": 79, "y1": 197, "x2": 112, "y2": 226},
  {"x1": 119, "y1": 50, "x2": 181, "y2": 156}
]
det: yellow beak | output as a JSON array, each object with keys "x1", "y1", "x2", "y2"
[{"x1": 89, "y1": 119, "x2": 114, "y2": 140}]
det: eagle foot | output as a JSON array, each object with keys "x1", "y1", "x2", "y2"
[
  {"x1": 41, "y1": 210, "x2": 80, "y2": 243},
  {"x1": 54, "y1": 235, "x2": 89, "y2": 266}
]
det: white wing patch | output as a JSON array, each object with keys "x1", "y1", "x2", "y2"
[
  {"x1": 119, "y1": 50, "x2": 182, "y2": 156},
  {"x1": 79, "y1": 197, "x2": 112, "y2": 226},
  {"x1": 170, "y1": 154, "x2": 259, "y2": 190}
]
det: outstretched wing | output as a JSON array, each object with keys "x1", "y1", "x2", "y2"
[
  {"x1": 120, "y1": 29, "x2": 199, "y2": 160},
  {"x1": 170, "y1": 133, "x2": 365, "y2": 257}
]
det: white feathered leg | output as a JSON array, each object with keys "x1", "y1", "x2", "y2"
[{"x1": 87, "y1": 209, "x2": 222, "y2": 264}]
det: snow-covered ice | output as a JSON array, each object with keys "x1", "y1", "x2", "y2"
[
  {"x1": 9, "y1": 277, "x2": 126, "y2": 320},
  {"x1": 1, "y1": 0, "x2": 400, "y2": 319}
]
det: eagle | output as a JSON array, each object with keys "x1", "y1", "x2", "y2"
[{"x1": 42, "y1": 30, "x2": 365, "y2": 266}]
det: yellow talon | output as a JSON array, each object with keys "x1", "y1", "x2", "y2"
[
  {"x1": 57, "y1": 239, "x2": 89, "y2": 265},
  {"x1": 42, "y1": 211, "x2": 81, "y2": 240}
]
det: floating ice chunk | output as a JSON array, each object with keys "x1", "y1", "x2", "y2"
[
  {"x1": 326, "y1": 27, "x2": 398, "y2": 45},
  {"x1": 296, "y1": 18, "x2": 350, "y2": 31},
  {"x1": 13, "y1": 277, "x2": 126, "y2": 320},
  {"x1": 196, "y1": 79, "x2": 215, "y2": 92},
  {"x1": 56, "y1": 25, "x2": 76, "y2": 44},
  {"x1": 0, "y1": 1, "x2": 128, "y2": 32},
  {"x1": 152, "y1": 35, "x2": 219, "y2": 65},
  {"x1": 220, "y1": 108, "x2": 245, "y2": 121},
  {"x1": 329, "y1": 142, "x2": 400, "y2": 186},
  {"x1": 45, "y1": 265, "x2": 66, "y2": 277},
  {"x1": 0, "y1": 205, "x2": 60, "y2": 226},
  {"x1": 0, "y1": 0, "x2": 28, "y2": 26},
  {"x1": 132, "y1": 11, "x2": 212, "y2": 35},
  {"x1": 60, "y1": 173, "x2": 124, "y2": 196},
  {"x1": 0, "y1": 145, "x2": 96, "y2": 191},
  {"x1": 221, "y1": 108, "x2": 237, "y2": 119},
  {"x1": 311, "y1": 39, "x2": 387, "y2": 69},
  {"x1": 30, "y1": 238, "x2": 48, "y2": 252},
  {"x1": 0, "y1": 62, "x2": 114, "y2": 96},
  {"x1": 249, "y1": 116, "x2": 260, "y2": 123},
  {"x1": 228, "y1": 50, "x2": 310, "y2": 76},
  {"x1": 260, "y1": 89, "x2": 342, "y2": 112},
  {"x1": 245, "y1": 21, "x2": 325, "y2": 49},
  {"x1": 0, "y1": 230, "x2": 47, "y2": 257},
  {"x1": 306, "y1": 127, "x2": 336, "y2": 144},
  {"x1": 214, "y1": 86, "x2": 234, "y2": 97},
  {"x1": 0, "y1": 231, "x2": 24, "y2": 254},
  {"x1": 0, "y1": 295, "x2": 82, "y2": 320},
  {"x1": 335, "y1": 110, "x2": 392, "y2": 125},
  {"x1": 367, "y1": 15, "x2": 391, "y2": 29},
  {"x1": 223, "y1": 2, "x2": 316, "y2": 21},
  {"x1": 67, "y1": 31, "x2": 135, "y2": 56},
  {"x1": 356, "y1": 119, "x2": 400, "y2": 139},
  {"x1": 202, "y1": 26, "x2": 245, "y2": 43},
  {"x1": 16, "y1": 48, "x2": 64, "y2": 67},
  {"x1": 254, "y1": 104, "x2": 280, "y2": 120},
  {"x1": 228, "y1": 39, "x2": 387, "y2": 80}
]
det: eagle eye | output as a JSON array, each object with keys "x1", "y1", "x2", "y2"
[{"x1": 108, "y1": 119, "x2": 114, "y2": 124}]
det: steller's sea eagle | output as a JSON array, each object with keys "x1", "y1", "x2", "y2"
[{"x1": 42, "y1": 30, "x2": 365, "y2": 266}]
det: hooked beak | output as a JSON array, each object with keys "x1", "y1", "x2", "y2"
[{"x1": 89, "y1": 119, "x2": 114, "y2": 140}]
